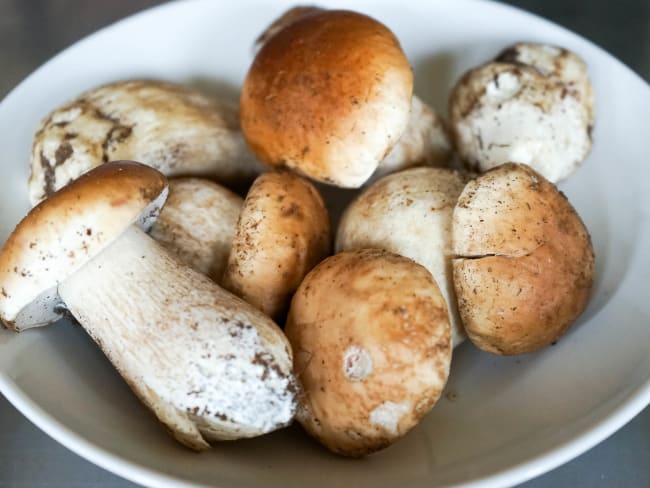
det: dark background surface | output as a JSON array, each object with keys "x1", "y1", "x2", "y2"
[{"x1": 0, "y1": 1, "x2": 648, "y2": 487}]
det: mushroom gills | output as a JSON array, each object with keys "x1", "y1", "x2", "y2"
[{"x1": 58, "y1": 225, "x2": 297, "y2": 449}]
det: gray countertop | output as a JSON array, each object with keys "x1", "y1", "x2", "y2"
[{"x1": 0, "y1": 1, "x2": 648, "y2": 487}]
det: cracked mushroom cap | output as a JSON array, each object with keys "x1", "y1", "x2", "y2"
[
  {"x1": 285, "y1": 249, "x2": 452, "y2": 457},
  {"x1": 449, "y1": 46, "x2": 593, "y2": 183},
  {"x1": 337, "y1": 167, "x2": 470, "y2": 347},
  {"x1": 222, "y1": 171, "x2": 331, "y2": 319},
  {"x1": 240, "y1": 9, "x2": 413, "y2": 188},
  {"x1": 29, "y1": 79, "x2": 263, "y2": 205},
  {"x1": 0, "y1": 161, "x2": 168, "y2": 331},
  {"x1": 150, "y1": 177, "x2": 243, "y2": 283},
  {"x1": 452, "y1": 163, "x2": 594, "y2": 355}
]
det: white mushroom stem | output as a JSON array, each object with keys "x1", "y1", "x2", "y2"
[{"x1": 58, "y1": 225, "x2": 296, "y2": 450}]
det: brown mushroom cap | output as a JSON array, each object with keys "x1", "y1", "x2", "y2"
[
  {"x1": 286, "y1": 249, "x2": 451, "y2": 457},
  {"x1": 0, "y1": 161, "x2": 167, "y2": 330},
  {"x1": 452, "y1": 163, "x2": 594, "y2": 354},
  {"x1": 222, "y1": 171, "x2": 331, "y2": 319},
  {"x1": 240, "y1": 10, "x2": 413, "y2": 188},
  {"x1": 150, "y1": 177, "x2": 243, "y2": 282}
]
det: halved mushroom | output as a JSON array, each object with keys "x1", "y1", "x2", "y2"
[
  {"x1": 29, "y1": 79, "x2": 264, "y2": 205},
  {"x1": 285, "y1": 249, "x2": 451, "y2": 457},
  {"x1": 337, "y1": 167, "x2": 470, "y2": 348},
  {"x1": 449, "y1": 43, "x2": 593, "y2": 183},
  {"x1": 150, "y1": 177, "x2": 243, "y2": 283},
  {"x1": 222, "y1": 171, "x2": 331, "y2": 319},
  {"x1": 0, "y1": 161, "x2": 296, "y2": 449},
  {"x1": 240, "y1": 9, "x2": 414, "y2": 187},
  {"x1": 452, "y1": 163, "x2": 595, "y2": 355}
]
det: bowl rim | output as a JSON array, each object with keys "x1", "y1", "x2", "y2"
[{"x1": 0, "y1": 0, "x2": 649, "y2": 487}]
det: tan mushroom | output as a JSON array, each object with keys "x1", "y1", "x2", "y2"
[
  {"x1": 222, "y1": 171, "x2": 331, "y2": 319},
  {"x1": 240, "y1": 9, "x2": 414, "y2": 187},
  {"x1": 452, "y1": 163, "x2": 595, "y2": 355},
  {"x1": 337, "y1": 167, "x2": 470, "y2": 347},
  {"x1": 0, "y1": 161, "x2": 296, "y2": 449},
  {"x1": 150, "y1": 177, "x2": 243, "y2": 283},
  {"x1": 285, "y1": 249, "x2": 451, "y2": 457},
  {"x1": 29, "y1": 79, "x2": 264, "y2": 205}
]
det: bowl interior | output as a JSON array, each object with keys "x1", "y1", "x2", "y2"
[{"x1": 1, "y1": 1, "x2": 649, "y2": 487}]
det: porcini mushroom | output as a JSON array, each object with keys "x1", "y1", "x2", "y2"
[
  {"x1": 223, "y1": 171, "x2": 331, "y2": 319},
  {"x1": 0, "y1": 161, "x2": 296, "y2": 449},
  {"x1": 452, "y1": 163, "x2": 594, "y2": 355},
  {"x1": 371, "y1": 96, "x2": 452, "y2": 182},
  {"x1": 495, "y1": 42, "x2": 594, "y2": 125},
  {"x1": 285, "y1": 249, "x2": 451, "y2": 457},
  {"x1": 449, "y1": 43, "x2": 593, "y2": 183},
  {"x1": 29, "y1": 79, "x2": 264, "y2": 205},
  {"x1": 240, "y1": 9, "x2": 413, "y2": 187},
  {"x1": 150, "y1": 177, "x2": 243, "y2": 283},
  {"x1": 337, "y1": 167, "x2": 470, "y2": 347},
  {"x1": 251, "y1": 7, "x2": 452, "y2": 184}
]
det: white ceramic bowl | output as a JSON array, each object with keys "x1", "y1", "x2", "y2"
[{"x1": 0, "y1": 1, "x2": 649, "y2": 487}]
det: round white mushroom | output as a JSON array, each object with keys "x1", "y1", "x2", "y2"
[
  {"x1": 449, "y1": 43, "x2": 593, "y2": 183},
  {"x1": 495, "y1": 42, "x2": 594, "y2": 124}
]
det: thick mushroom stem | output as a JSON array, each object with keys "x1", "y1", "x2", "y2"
[{"x1": 58, "y1": 225, "x2": 297, "y2": 450}]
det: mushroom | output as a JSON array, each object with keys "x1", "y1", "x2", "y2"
[
  {"x1": 370, "y1": 95, "x2": 452, "y2": 182},
  {"x1": 150, "y1": 177, "x2": 243, "y2": 283},
  {"x1": 337, "y1": 167, "x2": 470, "y2": 347},
  {"x1": 452, "y1": 163, "x2": 595, "y2": 355},
  {"x1": 253, "y1": 5, "x2": 324, "y2": 53},
  {"x1": 285, "y1": 249, "x2": 452, "y2": 457},
  {"x1": 29, "y1": 79, "x2": 264, "y2": 205},
  {"x1": 0, "y1": 161, "x2": 297, "y2": 449},
  {"x1": 449, "y1": 43, "x2": 593, "y2": 183},
  {"x1": 495, "y1": 42, "x2": 594, "y2": 125},
  {"x1": 222, "y1": 170, "x2": 331, "y2": 320},
  {"x1": 240, "y1": 9, "x2": 414, "y2": 188}
]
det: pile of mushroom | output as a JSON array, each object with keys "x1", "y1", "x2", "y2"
[{"x1": 0, "y1": 5, "x2": 596, "y2": 458}]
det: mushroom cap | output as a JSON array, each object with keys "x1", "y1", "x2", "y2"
[
  {"x1": 29, "y1": 79, "x2": 263, "y2": 205},
  {"x1": 0, "y1": 161, "x2": 168, "y2": 330},
  {"x1": 150, "y1": 177, "x2": 243, "y2": 283},
  {"x1": 240, "y1": 9, "x2": 413, "y2": 188},
  {"x1": 223, "y1": 170, "x2": 331, "y2": 319},
  {"x1": 369, "y1": 95, "x2": 452, "y2": 183},
  {"x1": 336, "y1": 167, "x2": 469, "y2": 347},
  {"x1": 285, "y1": 249, "x2": 451, "y2": 457},
  {"x1": 496, "y1": 42, "x2": 594, "y2": 125},
  {"x1": 452, "y1": 163, "x2": 594, "y2": 355},
  {"x1": 449, "y1": 60, "x2": 592, "y2": 183}
]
